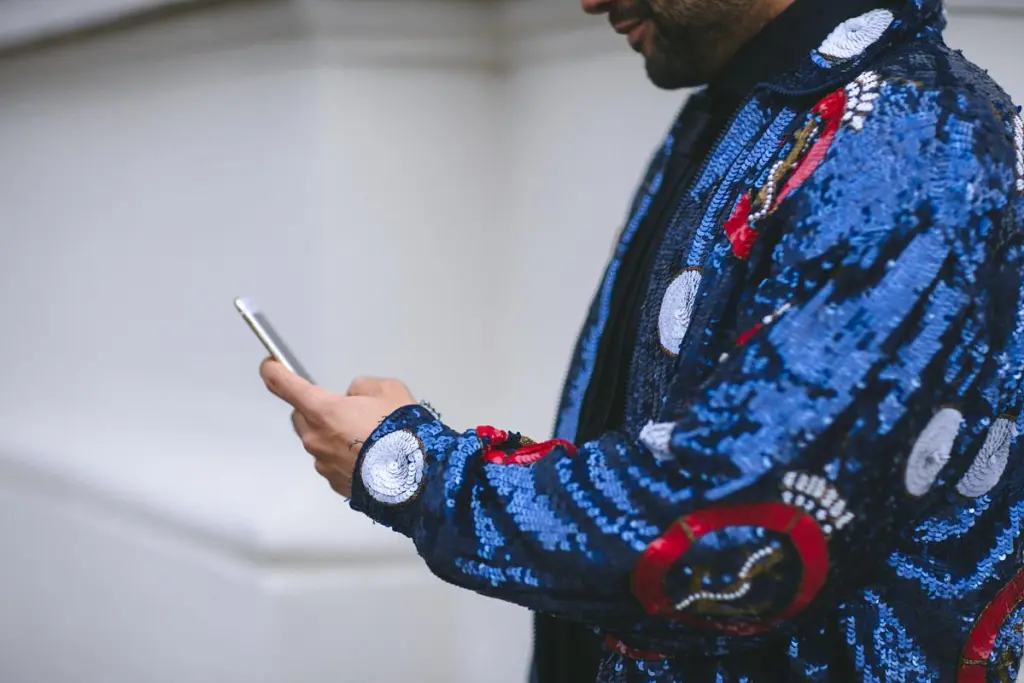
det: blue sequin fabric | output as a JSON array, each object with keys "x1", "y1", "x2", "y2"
[{"x1": 351, "y1": 0, "x2": 1024, "y2": 680}]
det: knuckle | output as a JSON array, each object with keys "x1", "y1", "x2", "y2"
[{"x1": 302, "y1": 436, "x2": 322, "y2": 456}]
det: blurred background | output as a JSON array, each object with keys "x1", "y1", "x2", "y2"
[{"x1": 0, "y1": 0, "x2": 1020, "y2": 681}]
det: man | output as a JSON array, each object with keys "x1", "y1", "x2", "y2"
[{"x1": 261, "y1": 0, "x2": 1024, "y2": 680}]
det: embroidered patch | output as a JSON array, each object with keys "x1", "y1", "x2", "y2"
[
  {"x1": 361, "y1": 429, "x2": 426, "y2": 505},
  {"x1": 956, "y1": 416, "x2": 1019, "y2": 498},
  {"x1": 723, "y1": 72, "x2": 880, "y2": 259},
  {"x1": 905, "y1": 407, "x2": 964, "y2": 497},
  {"x1": 476, "y1": 425, "x2": 576, "y2": 465},
  {"x1": 639, "y1": 421, "x2": 676, "y2": 461},
  {"x1": 658, "y1": 267, "x2": 703, "y2": 356},
  {"x1": 631, "y1": 502, "x2": 830, "y2": 636},
  {"x1": 818, "y1": 9, "x2": 894, "y2": 62},
  {"x1": 958, "y1": 568, "x2": 1024, "y2": 683}
]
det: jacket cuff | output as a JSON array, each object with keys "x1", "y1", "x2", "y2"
[{"x1": 349, "y1": 403, "x2": 441, "y2": 537}]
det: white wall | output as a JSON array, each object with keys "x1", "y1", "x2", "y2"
[{"x1": 0, "y1": 1, "x2": 1021, "y2": 681}]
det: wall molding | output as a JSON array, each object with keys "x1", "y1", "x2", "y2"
[
  {"x1": 0, "y1": 0, "x2": 502, "y2": 69},
  {"x1": 0, "y1": 0, "x2": 1019, "y2": 64}
]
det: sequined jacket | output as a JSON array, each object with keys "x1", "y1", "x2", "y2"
[{"x1": 349, "y1": 0, "x2": 1024, "y2": 680}]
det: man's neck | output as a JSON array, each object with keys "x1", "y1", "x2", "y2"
[{"x1": 709, "y1": 0, "x2": 898, "y2": 100}]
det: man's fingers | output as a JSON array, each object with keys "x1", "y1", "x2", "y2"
[
  {"x1": 261, "y1": 358, "x2": 327, "y2": 413},
  {"x1": 347, "y1": 375, "x2": 383, "y2": 397},
  {"x1": 291, "y1": 410, "x2": 309, "y2": 438}
]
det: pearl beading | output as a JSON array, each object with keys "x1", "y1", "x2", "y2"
[
  {"x1": 361, "y1": 429, "x2": 426, "y2": 505},
  {"x1": 1013, "y1": 113, "x2": 1024, "y2": 193},
  {"x1": 748, "y1": 160, "x2": 787, "y2": 224},
  {"x1": 781, "y1": 471, "x2": 854, "y2": 535},
  {"x1": 673, "y1": 545, "x2": 778, "y2": 611}
]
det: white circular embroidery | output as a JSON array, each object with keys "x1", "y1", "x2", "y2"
[
  {"x1": 361, "y1": 430, "x2": 425, "y2": 505},
  {"x1": 819, "y1": 9, "x2": 894, "y2": 61},
  {"x1": 658, "y1": 268, "x2": 702, "y2": 356},
  {"x1": 905, "y1": 407, "x2": 963, "y2": 497},
  {"x1": 1012, "y1": 113, "x2": 1024, "y2": 193},
  {"x1": 639, "y1": 421, "x2": 675, "y2": 461},
  {"x1": 843, "y1": 71, "x2": 882, "y2": 132},
  {"x1": 955, "y1": 417, "x2": 1019, "y2": 498}
]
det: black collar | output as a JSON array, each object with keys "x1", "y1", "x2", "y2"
[{"x1": 710, "y1": 0, "x2": 902, "y2": 101}]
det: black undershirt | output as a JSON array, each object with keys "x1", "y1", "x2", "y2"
[{"x1": 531, "y1": 0, "x2": 895, "y2": 681}]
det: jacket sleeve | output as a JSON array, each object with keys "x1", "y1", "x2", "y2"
[{"x1": 348, "y1": 89, "x2": 1020, "y2": 634}]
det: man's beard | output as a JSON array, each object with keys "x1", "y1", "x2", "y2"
[
  {"x1": 644, "y1": 17, "x2": 732, "y2": 89},
  {"x1": 626, "y1": 0, "x2": 764, "y2": 90}
]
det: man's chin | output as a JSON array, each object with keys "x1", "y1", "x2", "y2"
[{"x1": 645, "y1": 59, "x2": 700, "y2": 90}]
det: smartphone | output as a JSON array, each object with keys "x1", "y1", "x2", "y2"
[{"x1": 234, "y1": 297, "x2": 315, "y2": 383}]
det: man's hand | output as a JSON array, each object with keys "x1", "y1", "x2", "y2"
[{"x1": 259, "y1": 359, "x2": 417, "y2": 497}]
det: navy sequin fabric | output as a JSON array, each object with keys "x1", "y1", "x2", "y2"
[{"x1": 351, "y1": 0, "x2": 1024, "y2": 680}]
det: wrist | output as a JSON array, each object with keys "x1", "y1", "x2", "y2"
[{"x1": 349, "y1": 404, "x2": 442, "y2": 535}]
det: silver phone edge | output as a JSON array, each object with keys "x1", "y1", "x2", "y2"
[{"x1": 234, "y1": 296, "x2": 299, "y2": 375}]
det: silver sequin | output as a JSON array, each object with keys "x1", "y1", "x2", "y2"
[
  {"x1": 658, "y1": 269, "x2": 702, "y2": 356},
  {"x1": 361, "y1": 429, "x2": 426, "y2": 505},
  {"x1": 955, "y1": 417, "x2": 1019, "y2": 498},
  {"x1": 905, "y1": 408, "x2": 963, "y2": 497},
  {"x1": 819, "y1": 9, "x2": 894, "y2": 61}
]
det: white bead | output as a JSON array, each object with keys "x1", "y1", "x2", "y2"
[
  {"x1": 1014, "y1": 114, "x2": 1024, "y2": 193},
  {"x1": 809, "y1": 477, "x2": 826, "y2": 498}
]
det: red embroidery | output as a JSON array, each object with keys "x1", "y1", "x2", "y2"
[
  {"x1": 602, "y1": 634, "x2": 667, "y2": 661},
  {"x1": 724, "y1": 86, "x2": 849, "y2": 260},
  {"x1": 958, "y1": 568, "x2": 1024, "y2": 683},
  {"x1": 475, "y1": 426, "x2": 576, "y2": 465},
  {"x1": 735, "y1": 322, "x2": 764, "y2": 347},
  {"x1": 476, "y1": 425, "x2": 509, "y2": 447},
  {"x1": 777, "y1": 89, "x2": 846, "y2": 203},
  {"x1": 724, "y1": 193, "x2": 760, "y2": 260},
  {"x1": 631, "y1": 502, "x2": 829, "y2": 636}
]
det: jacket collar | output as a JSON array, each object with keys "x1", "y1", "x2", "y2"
[{"x1": 710, "y1": 0, "x2": 946, "y2": 100}]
